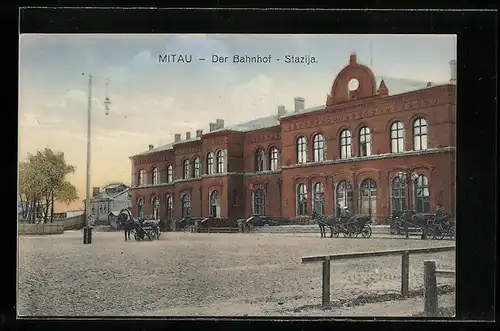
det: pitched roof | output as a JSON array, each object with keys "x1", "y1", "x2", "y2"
[{"x1": 131, "y1": 75, "x2": 450, "y2": 158}]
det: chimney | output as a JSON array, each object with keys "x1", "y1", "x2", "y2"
[
  {"x1": 349, "y1": 52, "x2": 357, "y2": 65},
  {"x1": 216, "y1": 118, "x2": 225, "y2": 129},
  {"x1": 148, "y1": 144, "x2": 154, "y2": 150},
  {"x1": 209, "y1": 123, "x2": 216, "y2": 132},
  {"x1": 449, "y1": 60, "x2": 457, "y2": 83},
  {"x1": 92, "y1": 187, "x2": 100, "y2": 197},
  {"x1": 185, "y1": 132, "x2": 191, "y2": 140},
  {"x1": 277, "y1": 105, "x2": 286, "y2": 116},
  {"x1": 427, "y1": 81, "x2": 433, "y2": 87},
  {"x1": 174, "y1": 133, "x2": 181, "y2": 142},
  {"x1": 196, "y1": 129, "x2": 203, "y2": 138},
  {"x1": 293, "y1": 97, "x2": 305, "y2": 112}
]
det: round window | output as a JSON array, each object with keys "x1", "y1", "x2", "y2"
[{"x1": 348, "y1": 78, "x2": 360, "y2": 91}]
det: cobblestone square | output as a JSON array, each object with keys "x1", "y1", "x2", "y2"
[{"x1": 18, "y1": 231, "x2": 455, "y2": 316}]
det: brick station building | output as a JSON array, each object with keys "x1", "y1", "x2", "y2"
[{"x1": 129, "y1": 54, "x2": 456, "y2": 224}]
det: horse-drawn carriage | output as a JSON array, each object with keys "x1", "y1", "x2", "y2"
[
  {"x1": 390, "y1": 210, "x2": 455, "y2": 240},
  {"x1": 312, "y1": 211, "x2": 373, "y2": 239},
  {"x1": 118, "y1": 209, "x2": 161, "y2": 241}
]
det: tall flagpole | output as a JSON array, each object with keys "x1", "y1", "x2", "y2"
[
  {"x1": 84, "y1": 73, "x2": 93, "y2": 244},
  {"x1": 370, "y1": 40, "x2": 373, "y2": 68}
]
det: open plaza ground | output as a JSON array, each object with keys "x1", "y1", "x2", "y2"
[{"x1": 18, "y1": 230, "x2": 455, "y2": 317}]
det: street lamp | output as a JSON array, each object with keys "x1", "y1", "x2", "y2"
[{"x1": 82, "y1": 73, "x2": 112, "y2": 245}]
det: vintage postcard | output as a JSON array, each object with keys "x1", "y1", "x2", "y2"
[{"x1": 18, "y1": 34, "x2": 456, "y2": 317}]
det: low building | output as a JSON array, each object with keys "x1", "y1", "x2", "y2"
[
  {"x1": 129, "y1": 54, "x2": 456, "y2": 224},
  {"x1": 83, "y1": 183, "x2": 131, "y2": 224}
]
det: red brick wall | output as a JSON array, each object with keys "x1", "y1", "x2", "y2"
[{"x1": 130, "y1": 56, "x2": 456, "y2": 223}]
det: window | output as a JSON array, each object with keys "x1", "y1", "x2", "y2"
[
  {"x1": 391, "y1": 177, "x2": 406, "y2": 213},
  {"x1": 252, "y1": 189, "x2": 265, "y2": 216},
  {"x1": 207, "y1": 152, "x2": 214, "y2": 175},
  {"x1": 152, "y1": 167, "x2": 159, "y2": 185},
  {"x1": 313, "y1": 182, "x2": 325, "y2": 215},
  {"x1": 255, "y1": 149, "x2": 265, "y2": 172},
  {"x1": 414, "y1": 174, "x2": 430, "y2": 213},
  {"x1": 269, "y1": 147, "x2": 280, "y2": 171},
  {"x1": 360, "y1": 179, "x2": 377, "y2": 216},
  {"x1": 296, "y1": 137, "x2": 307, "y2": 164},
  {"x1": 335, "y1": 181, "x2": 353, "y2": 211},
  {"x1": 167, "y1": 165, "x2": 173, "y2": 183},
  {"x1": 183, "y1": 159, "x2": 191, "y2": 179},
  {"x1": 359, "y1": 127, "x2": 372, "y2": 156},
  {"x1": 216, "y1": 150, "x2": 225, "y2": 173},
  {"x1": 137, "y1": 198, "x2": 144, "y2": 219},
  {"x1": 139, "y1": 169, "x2": 146, "y2": 185},
  {"x1": 296, "y1": 184, "x2": 308, "y2": 216},
  {"x1": 391, "y1": 121, "x2": 405, "y2": 153},
  {"x1": 151, "y1": 196, "x2": 160, "y2": 220},
  {"x1": 209, "y1": 191, "x2": 219, "y2": 217},
  {"x1": 181, "y1": 194, "x2": 191, "y2": 218},
  {"x1": 313, "y1": 134, "x2": 325, "y2": 162},
  {"x1": 413, "y1": 118, "x2": 428, "y2": 151},
  {"x1": 193, "y1": 157, "x2": 201, "y2": 177},
  {"x1": 166, "y1": 195, "x2": 173, "y2": 220},
  {"x1": 340, "y1": 130, "x2": 352, "y2": 159}
]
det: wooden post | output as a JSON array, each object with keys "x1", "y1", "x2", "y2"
[
  {"x1": 322, "y1": 258, "x2": 331, "y2": 308},
  {"x1": 401, "y1": 251, "x2": 410, "y2": 297},
  {"x1": 424, "y1": 260, "x2": 438, "y2": 317}
]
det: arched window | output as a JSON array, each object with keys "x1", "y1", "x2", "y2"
[
  {"x1": 167, "y1": 165, "x2": 173, "y2": 183},
  {"x1": 296, "y1": 183, "x2": 308, "y2": 216},
  {"x1": 151, "y1": 196, "x2": 160, "y2": 220},
  {"x1": 269, "y1": 147, "x2": 280, "y2": 171},
  {"x1": 359, "y1": 127, "x2": 372, "y2": 157},
  {"x1": 152, "y1": 167, "x2": 159, "y2": 185},
  {"x1": 166, "y1": 195, "x2": 173, "y2": 220},
  {"x1": 206, "y1": 152, "x2": 214, "y2": 175},
  {"x1": 313, "y1": 134, "x2": 325, "y2": 162},
  {"x1": 255, "y1": 148, "x2": 265, "y2": 172},
  {"x1": 413, "y1": 118, "x2": 428, "y2": 151},
  {"x1": 296, "y1": 137, "x2": 307, "y2": 164},
  {"x1": 183, "y1": 159, "x2": 191, "y2": 179},
  {"x1": 335, "y1": 180, "x2": 353, "y2": 211},
  {"x1": 193, "y1": 157, "x2": 201, "y2": 177},
  {"x1": 391, "y1": 177, "x2": 406, "y2": 213},
  {"x1": 139, "y1": 169, "x2": 146, "y2": 186},
  {"x1": 340, "y1": 130, "x2": 352, "y2": 159},
  {"x1": 252, "y1": 188, "x2": 265, "y2": 216},
  {"x1": 360, "y1": 179, "x2": 377, "y2": 217},
  {"x1": 209, "y1": 190, "x2": 220, "y2": 217},
  {"x1": 313, "y1": 182, "x2": 325, "y2": 215},
  {"x1": 181, "y1": 194, "x2": 191, "y2": 218},
  {"x1": 414, "y1": 174, "x2": 430, "y2": 213},
  {"x1": 137, "y1": 198, "x2": 144, "y2": 219},
  {"x1": 216, "y1": 150, "x2": 225, "y2": 173},
  {"x1": 391, "y1": 121, "x2": 405, "y2": 153}
]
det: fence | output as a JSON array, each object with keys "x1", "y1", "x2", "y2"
[
  {"x1": 301, "y1": 245, "x2": 456, "y2": 308},
  {"x1": 18, "y1": 223, "x2": 64, "y2": 235},
  {"x1": 423, "y1": 260, "x2": 455, "y2": 317}
]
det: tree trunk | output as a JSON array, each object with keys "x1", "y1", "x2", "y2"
[
  {"x1": 50, "y1": 190, "x2": 55, "y2": 223},
  {"x1": 19, "y1": 194, "x2": 24, "y2": 219}
]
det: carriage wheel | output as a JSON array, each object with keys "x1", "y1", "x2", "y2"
[
  {"x1": 448, "y1": 226, "x2": 456, "y2": 240},
  {"x1": 361, "y1": 225, "x2": 372, "y2": 238},
  {"x1": 332, "y1": 225, "x2": 340, "y2": 238},
  {"x1": 425, "y1": 227, "x2": 435, "y2": 240}
]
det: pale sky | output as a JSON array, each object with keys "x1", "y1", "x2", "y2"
[{"x1": 18, "y1": 34, "x2": 456, "y2": 211}]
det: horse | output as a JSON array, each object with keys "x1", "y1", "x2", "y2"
[
  {"x1": 399, "y1": 210, "x2": 430, "y2": 239},
  {"x1": 118, "y1": 208, "x2": 137, "y2": 241},
  {"x1": 311, "y1": 211, "x2": 338, "y2": 238}
]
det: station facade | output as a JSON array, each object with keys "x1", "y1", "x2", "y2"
[{"x1": 129, "y1": 54, "x2": 456, "y2": 223}]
